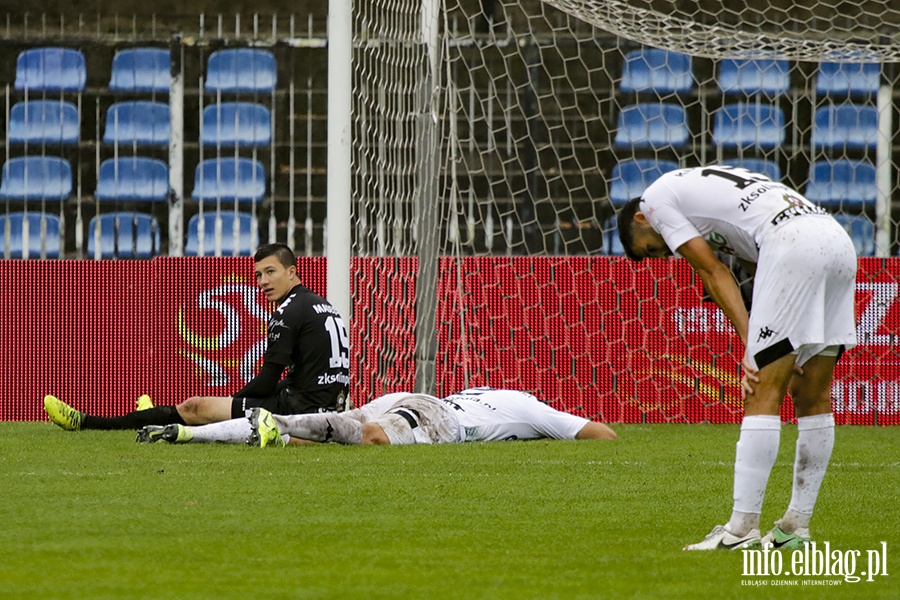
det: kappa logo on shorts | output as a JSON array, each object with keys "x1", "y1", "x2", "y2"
[{"x1": 757, "y1": 326, "x2": 776, "y2": 342}]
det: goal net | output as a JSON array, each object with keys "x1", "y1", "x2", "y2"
[{"x1": 351, "y1": 0, "x2": 900, "y2": 424}]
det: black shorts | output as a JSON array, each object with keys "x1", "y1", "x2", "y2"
[{"x1": 231, "y1": 384, "x2": 347, "y2": 419}]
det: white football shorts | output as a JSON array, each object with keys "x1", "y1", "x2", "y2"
[
  {"x1": 372, "y1": 394, "x2": 462, "y2": 445},
  {"x1": 746, "y1": 215, "x2": 857, "y2": 370}
]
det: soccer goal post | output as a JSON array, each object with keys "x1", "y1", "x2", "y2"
[{"x1": 327, "y1": 0, "x2": 354, "y2": 335}]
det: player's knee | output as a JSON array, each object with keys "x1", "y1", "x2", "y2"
[
  {"x1": 176, "y1": 396, "x2": 206, "y2": 422},
  {"x1": 362, "y1": 423, "x2": 391, "y2": 445}
]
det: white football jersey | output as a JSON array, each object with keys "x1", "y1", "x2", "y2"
[
  {"x1": 640, "y1": 165, "x2": 831, "y2": 262},
  {"x1": 440, "y1": 388, "x2": 589, "y2": 442},
  {"x1": 356, "y1": 392, "x2": 440, "y2": 422}
]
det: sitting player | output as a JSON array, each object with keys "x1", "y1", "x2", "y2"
[{"x1": 43, "y1": 243, "x2": 349, "y2": 439}]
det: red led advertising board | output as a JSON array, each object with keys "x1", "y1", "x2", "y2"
[{"x1": 1, "y1": 257, "x2": 896, "y2": 424}]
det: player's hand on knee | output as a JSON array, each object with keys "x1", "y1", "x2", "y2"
[{"x1": 740, "y1": 354, "x2": 759, "y2": 398}]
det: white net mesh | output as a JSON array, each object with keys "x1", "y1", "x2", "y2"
[
  {"x1": 350, "y1": 0, "x2": 900, "y2": 422},
  {"x1": 542, "y1": 0, "x2": 900, "y2": 62}
]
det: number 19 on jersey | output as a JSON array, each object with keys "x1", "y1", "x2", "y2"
[{"x1": 324, "y1": 315, "x2": 350, "y2": 369}]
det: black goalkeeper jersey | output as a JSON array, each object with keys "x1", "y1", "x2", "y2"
[{"x1": 262, "y1": 284, "x2": 350, "y2": 399}]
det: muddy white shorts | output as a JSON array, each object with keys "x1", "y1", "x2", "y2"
[
  {"x1": 746, "y1": 215, "x2": 857, "y2": 370},
  {"x1": 372, "y1": 394, "x2": 462, "y2": 445}
]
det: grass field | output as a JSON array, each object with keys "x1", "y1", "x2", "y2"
[{"x1": 0, "y1": 422, "x2": 897, "y2": 599}]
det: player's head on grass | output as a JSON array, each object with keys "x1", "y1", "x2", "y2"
[
  {"x1": 616, "y1": 197, "x2": 673, "y2": 262},
  {"x1": 254, "y1": 243, "x2": 300, "y2": 303}
]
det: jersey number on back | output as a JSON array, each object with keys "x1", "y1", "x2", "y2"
[
  {"x1": 324, "y1": 315, "x2": 350, "y2": 369},
  {"x1": 700, "y1": 166, "x2": 769, "y2": 189}
]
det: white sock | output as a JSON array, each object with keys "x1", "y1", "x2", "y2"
[
  {"x1": 727, "y1": 415, "x2": 781, "y2": 535},
  {"x1": 782, "y1": 413, "x2": 835, "y2": 532},
  {"x1": 188, "y1": 419, "x2": 253, "y2": 444}
]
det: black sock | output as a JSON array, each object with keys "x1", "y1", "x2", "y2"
[{"x1": 82, "y1": 406, "x2": 186, "y2": 430}]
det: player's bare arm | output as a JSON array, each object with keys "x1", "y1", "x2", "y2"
[
  {"x1": 675, "y1": 237, "x2": 761, "y2": 396},
  {"x1": 675, "y1": 237, "x2": 750, "y2": 345},
  {"x1": 575, "y1": 421, "x2": 617, "y2": 440}
]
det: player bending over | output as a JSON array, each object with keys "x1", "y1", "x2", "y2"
[
  {"x1": 617, "y1": 164, "x2": 856, "y2": 551},
  {"x1": 43, "y1": 243, "x2": 349, "y2": 441}
]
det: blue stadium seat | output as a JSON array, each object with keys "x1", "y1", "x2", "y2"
[
  {"x1": 726, "y1": 158, "x2": 781, "y2": 181},
  {"x1": 103, "y1": 101, "x2": 171, "y2": 147},
  {"x1": 87, "y1": 212, "x2": 160, "y2": 259},
  {"x1": 109, "y1": 48, "x2": 171, "y2": 94},
  {"x1": 191, "y1": 158, "x2": 266, "y2": 204},
  {"x1": 609, "y1": 159, "x2": 679, "y2": 206},
  {"x1": 0, "y1": 212, "x2": 62, "y2": 258},
  {"x1": 0, "y1": 157, "x2": 72, "y2": 202},
  {"x1": 833, "y1": 214, "x2": 875, "y2": 257},
  {"x1": 8, "y1": 100, "x2": 79, "y2": 145},
  {"x1": 614, "y1": 103, "x2": 689, "y2": 149},
  {"x1": 718, "y1": 59, "x2": 790, "y2": 96},
  {"x1": 201, "y1": 102, "x2": 272, "y2": 147},
  {"x1": 14, "y1": 47, "x2": 86, "y2": 92},
  {"x1": 184, "y1": 211, "x2": 257, "y2": 256},
  {"x1": 95, "y1": 157, "x2": 169, "y2": 203},
  {"x1": 620, "y1": 48, "x2": 693, "y2": 95},
  {"x1": 816, "y1": 62, "x2": 880, "y2": 97},
  {"x1": 205, "y1": 49, "x2": 277, "y2": 94},
  {"x1": 804, "y1": 158, "x2": 877, "y2": 212},
  {"x1": 812, "y1": 103, "x2": 879, "y2": 152},
  {"x1": 712, "y1": 103, "x2": 785, "y2": 150}
]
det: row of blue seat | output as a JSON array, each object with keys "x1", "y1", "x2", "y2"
[
  {"x1": 615, "y1": 101, "x2": 878, "y2": 151},
  {"x1": 14, "y1": 47, "x2": 277, "y2": 94},
  {"x1": 8, "y1": 100, "x2": 272, "y2": 147},
  {"x1": 18, "y1": 97, "x2": 873, "y2": 153},
  {"x1": 0, "y1": 211, "x2": 257, "y2": 259},
  {"x1": 15, "y1": 47, "x2": 879, "y2": 98},
  {"x1": 620, "y1": 49, "x2": 880, "y2": 97},
  {"x1": 0, "y1": 153, "x2": 881, "y2": 212},
  {"x1": 0, "y1": 156, "x2": 266, "y2": 203},
  {"x1": 610, "y1": 157, "x2": 878, "y2": 211}
]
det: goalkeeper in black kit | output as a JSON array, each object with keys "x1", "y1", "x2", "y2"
[{"x1": 43, "y1": 243, "x2": 350, "y2": 444}]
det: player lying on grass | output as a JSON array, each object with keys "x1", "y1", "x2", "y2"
[
  {"x1": 43, "y1": 243, "x2": 350, "y2": 437},
  {"x1": 617, "y1": 164, "x2": 856, "y2": 551},
  {"x1": 138, "y1": 387, "x2": 617, "y2": 446}
]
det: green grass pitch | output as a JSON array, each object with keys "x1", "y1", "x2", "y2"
[{"x1": 0, "y1": 422, "x2": 897, "y2": 599}]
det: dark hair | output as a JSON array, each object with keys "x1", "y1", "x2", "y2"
[
  {"x1": 254, "y1": 243, "x2": 297, "y2": 270},
  {"x1": 615, "y1": 197, "x2": 644, "y2": 262}
]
